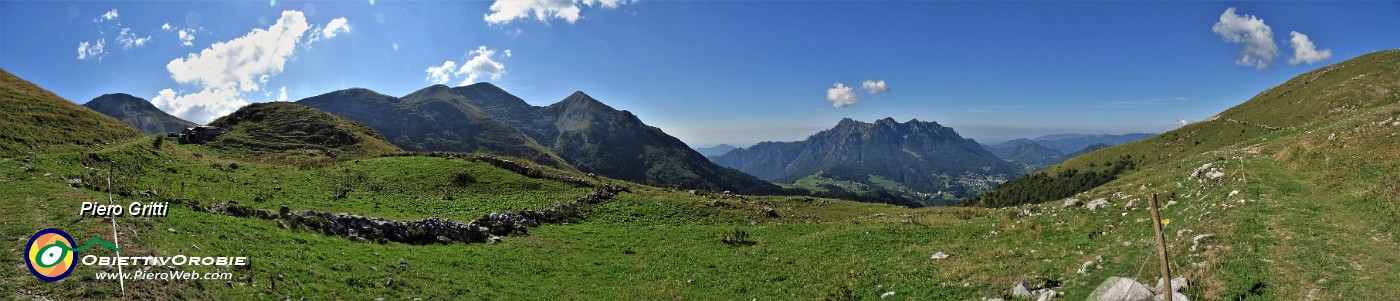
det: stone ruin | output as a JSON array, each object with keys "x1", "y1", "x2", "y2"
[{"x1": 197, "y1": 184, "x2": 630, "y2": 245}]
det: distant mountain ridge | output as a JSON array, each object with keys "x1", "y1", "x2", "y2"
[
  {"x1": 983, "y1": 133, "x2": 1155, "y2": 173},
  {"x1": 713, "y1": 117, "x2": 1017, "y2": 205},
  {"x1": 694, "y1": 144, "x2": 738, "y2": 157},
  {"x1": 83, "y1": 93, "x2": 198, "y2": 135},
  {"x1": 1031, "y1": 133, "x2": 1155, "y2": 154},
  {"x1": 301, "y1": 83, "x2": 786, "y2": 194}
]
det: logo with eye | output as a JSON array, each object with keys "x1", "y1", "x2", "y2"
[{"x1": 25, "y1": 228, "x2": 77, "y2": 282}]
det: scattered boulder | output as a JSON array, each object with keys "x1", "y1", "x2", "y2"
[
  {"x1": 930, "y1": 252, "x2": 949, "y2": 260},
  {"x1": 1062, "y1": 198, "x2": 1082, "y2": 208},
  {"x1": 763, "y1": 207, "x2": 780, "y2": 218},
  {"x1": 1078, "y1": 260, "x2": 1096, "y2": 274},
  {"x1": 1155, "y1": 277, "x2": 1189, "y2": 294},
  {"x1": 1190, "y1": 234, "x2": 1215, "y2": 252},
  {"x1": 1012, "y1": 279, "x2": 1033, "y2": 298},
  {"x1": 1036, "y1": 289, "x2": 1058, "y2": 301},
  {"x1": 1087, "y1": 199, "x2": 1110, "y2": 211},
  {"x1": 1152, "y1": 294, "x2": 1190, "y2": 301},
  {"x1": 880, "y1": 291, "x2": 896, "y2": 299},
  {"x1": 1086, "y1": 277, "x2": 1154, "y2": 301}
]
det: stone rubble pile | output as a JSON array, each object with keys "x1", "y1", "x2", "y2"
[{"x1": 198, "y1": 184, "x2": 629, "y2": 245}]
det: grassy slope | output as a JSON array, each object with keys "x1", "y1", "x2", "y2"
[
  {"x1": 0, "y1": 69, "x2": 143, "y2": 157},
  {"x1": 204, "y1": 102, "x2": 402, "y2": 164},
  {"x1": 2, "y1": 51, "x2": 1398, "y2": 300},
  {"x1": 977, "y1": 49, "x2": 1400, "y2": 207},
  {"x1": 6, "y1": 112, "x2": 1395, "y2": 300}
]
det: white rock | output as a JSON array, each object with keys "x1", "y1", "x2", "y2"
[
  {"x1": 1228, "y1": 190, "x2": 1240, "y2": 198},
  {"x1": 1155, "y1": 277, "x2": 1189, "y2": 293},
  {"x1": 1078, "y1": 260, "x2": 1096, "y2": 274},
  {"x1": 1012, "y1": 280, "x2": 1033, "y2": 298},
  {"x1": 1062, "y1": 198, "x2": 1082, "y2": 208},
  {"x1": 1087, "y1": 199, "x2": 1111, "y2": 211},
  {"x1": 880, "y1": 291, "x2": 896, "y2": 299},
  {"x1": 1191, "y1": 234, "x2": 1215, "y2": 252},
  {"x1": 1152, "y1": 293, "x2": 1191, "y2": 301},
  {"x1": 1086, "y1": 277, "x2": 1154, "y2": 301},
  {"x1": 1036, "y1": 289, "x2": 1058, "y2": 301},
  {"x1": 1188, "y1": 163, "x2": 1213, "y2": 179},
  {"x1": 931, "y1": 252, "x2": 949, "y2": 260},
  {"x1": 1205, "y1": 170, "x2": 1225, "y2": 180}
]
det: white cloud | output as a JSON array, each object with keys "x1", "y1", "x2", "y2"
[
  {"x1": 861, "y1": 80, "x2": 889, "y2": 94},
  {"x1": 278, "y1": 86, "x2": 288, "y2": 102},
  {"x1": 483, "y1": 0, "x2": 630, "y2": 25},
  {"x1": 425, "y1": 61, "x2": 458, "y2": 85},
  {"x1": 162, "y1": 23, "x2": 172, "y2": 31},
  {"x1": 1176, "y1": 119, "x2": 1190, "y2": 127},
  {"x1": 154, "y1": 10, "x2": 349, "y2": 124},
  {"x1": 1212, "y1": 8, "x2": 1278, "y2": 69},
  {"x1": 457, "y1": 46, "x2": 507, "y2": 85},
  {"x1": 322, "y1": 17, "x2": 351, "y2": 39},
  {"x1": 100, "y1": 9, "x2": 119, "y2": 21},
  {"x1": 826, "y1": 83, "x2": 859, "y2": 108},
  {"x1": 423, "y1": 46, "x2": 510, "y2": 85},
  {"x1": 177, "y1": 29, "x2": 196, "y2": 46},
  {"x1": 77, "y1": 39, "x2": 106, "y2": 60},
  {"x1": 151, "y1": 88, "x2": 247, "y2": 125},
  {"x1": 115, "y1": 28, "x2": 151, "y2": 48},
  {"x1": 1287, "y1": 31, "x2": 1332, "y2": 65}
]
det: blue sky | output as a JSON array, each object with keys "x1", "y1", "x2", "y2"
[{"x1": 3, "y1": 1, "x2": 1398, "y2": 147}]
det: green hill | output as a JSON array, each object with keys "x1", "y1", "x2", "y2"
[
  {"x1": 83, "y1": 93, "x2": 198, "y2": 135},
  {"x1": 975, "y1": 49, "x2": 1400, "y2": 207},
  {"x1": 203, "y1": 102, "x2": 401, "y2": 162},
  {"x1": 0, "y1": 69, "x2": 143, "y2": 157}
]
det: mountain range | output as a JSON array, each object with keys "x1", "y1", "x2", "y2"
[
  {"x1": 299, "y1": 83, "x2": 787, "y2": 195},
  {"x1": 694, "y1": 144, "x2": 737, "y2": 157},
  {"x1": 1030, "y1": 133, "x2": 1155, "y2": 154},
  {"x1": 712, "y1": 117, "x2": 1016, "y2": 205},
  {"x1": 82, "y1": 93, "x2": 197, "y2": 135},
  {"x1": 982, "y1": 133, "x2": 1153, "y2": 173}
]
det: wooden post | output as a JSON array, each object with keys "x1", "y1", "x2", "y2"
[{"x1": 1149, "y1": 193, "x2": 1173, "y2": 300}]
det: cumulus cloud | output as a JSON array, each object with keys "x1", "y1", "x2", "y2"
[
  {"x1": 1212, "y1": 8, "x2": 1278, "y2": 69},
  {"x1": 1176, "y1": 119, "x2": 1190, "y2": 127},
  {"x1": 861, "y1": 80, "x2": 889, "y2": 94},
  {"x1": 425, "y1": 61, "x2": 459, "y2": 85},
  {"x1": 177, "y1": 29, "x2": 196, "y2": 46},
  {"x1": 153, "y1": 11, "x2": 349, "y2": 123},
  {"x1": 457, "y1": 46, "x2": 507, "y2": 85},
  {"x1": 278, "y1": 86, "x2": 288, "y2": 102},
  {"x1": 77, "y1": 9, "x2": 156, "y2": 60},
  {"x1": 484, "y1": 0, "x2": 630, "y2": 25},
  {"x1": 321, "y1": 17, "x2": 351, "y2": 39},
  {"x1": 100, "y1": 9, "x2": 119, "y2": 21},
  {"x1": 423, "y1": 46, "x2": 510, "y2": 86},
  {"x1": 115, "y1": 28, "x2": 151, "y2": 48},
  {"x1": 826, "y1": 83, "x2": 859, "y2": 108},
  {"x1": 77, "y1": 39, "x2": 106, "y2": 60},
  {"x1": 1287, "y1": 31, "x2": 1332, "y2": 65},
  {"x1": 162, "y1": 23, "x2": 172, "y2": 31}
]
